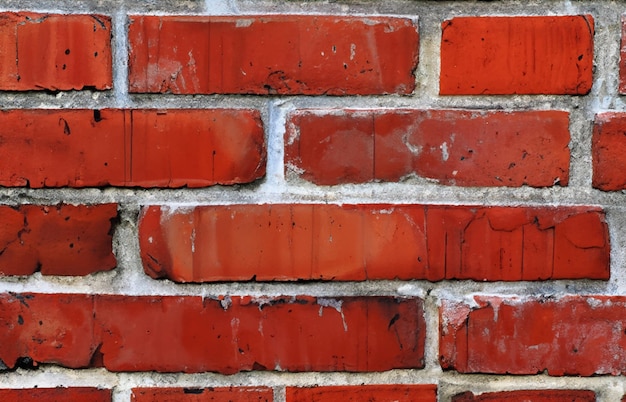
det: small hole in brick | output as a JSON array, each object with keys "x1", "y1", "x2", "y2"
[
  {"x1": 65, "y1": 49, "x2": 70, "y2": 55},
  {"x1": 69, "y1": 243, "x2": 74, "y2": 249},
  {"x1": 94, "y1": 52, "x2": 98, "y2": 57}
]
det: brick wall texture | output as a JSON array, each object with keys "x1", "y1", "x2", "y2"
[{"x1": 1, "y1": 1, "x2": 626, "y2": 401}]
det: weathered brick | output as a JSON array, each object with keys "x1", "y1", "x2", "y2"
[
  {"x1": 285, "y1": 109, "x2": 570, "y2": 187},
  {"x1": 0, "y1": 293, "x2": 425, "y2": 373},
  {"x1": 0, "y1": 388, "x2": 111, "y2": 402},
  {"x1": 139, "y1": 204, "x2": 609, "y2": 282},
  {"x1": 452, "y1": 390, "x2": 596, "y2": 402},
  {"x1": 0, "y1": 13, "x2": 111, "y2": 90},
  {"x1": 440, "y1": 16, "x2": 594, "y2": 95},
  {"x1": 286, "y1": 385, "x2": 437, "y2": 402},
  {"x1": 0, "y1": 109, "x2": 265, "y2": 188},
  {"x1": 128, "y1": 15, "x2": 418, "y2": 95},
  {"x1": 131, "y1": 387, "x2": 273, "y2": 401},
  {"x1": 440, "y1": 296, "x2": 626, "y2": 375},
  {"x1": 592, "y1": 112, "x2": 626, "y2": 191},
  {"x1": 0, "y1": 204, "x2": 117, "y2": 276}
]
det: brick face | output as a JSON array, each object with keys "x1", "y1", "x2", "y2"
[
  {"x1": 0, "y1": 13, "x2": 112, "y2": 91},
  {"x1": 286, "y1": 385, "x2": 437, "y2": 402},
  {"x1": 0, "y1": 293, "x2": 425, "y2": 373},
  {"x1": 131, "y1": 387, "x2": 274, "y2": 401},
  {"x1": 286, "y1": 109, "x2": 570, "y2": 187},
  {"x1": 0, "y1": 109, "x2": 265, "y2": 188},
  {"x1": 139, "y1": 204, "x2": 609, "y2": 282},
  {"x1": 592, "y1": 112, "x2": 626, "y2": 190},
  {"x1": 440, "y1": 16, "x2": 594, "y2": 95},
  {"x1": 128, "y1": 15, "x2": 418, "y2": 95},
  {"x1": 0, "y1": 204, "x2": 117, "y2": 276},
  {"x1": 440, "y1": 296, "x2": 626, "y2": 376},
  {"x1": 0, "y1": 388, "x2": 111, "y2": 402},
  {"x1": 452, "y1": 390, "x2": 596, "y2": 402}
]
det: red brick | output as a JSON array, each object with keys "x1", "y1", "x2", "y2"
[
  {"x1": 0, "y1": 109, "x2": 265, "y2": 188},
  {"x1": 286, "y1": 385, "x2": 437, "y2": 402},
  {"x1": 286, "y1": 109, "x2": 570, "y2": 186},
  {"x1": 591, "y1": 112, "x2": 626, "y2": 190},
  {"x1": 139, "y1": 204, "x2": 608, "y2": 282},
  {"x1": 440, "y1": 296, "x2": 626, "y2": 375},
  {"x1": 453, "y1": 390, "x2": 596, "y2": 402},
  {"x1": 0, "y1": 388, "x2": 111, "y2": 402},
  {"x1": 132, "y1": 387, "x2": 273, "y2": 401},
  {"x1": 0, "y1": 294, "x2": 96, "y2": 369},
  {"x1": 128, "y1": 15, "x2": 418, "y2": 95},
  {"x1": 0, "y1": 204, "x2": 117, "y2": 276},
  {"x1": 0, "y1": 293, "x2": 424, "y2": 373},
  {"x1": 440, "y1": 16, "x2": 593, "y2": 95},
  {"x1": 0, "y1": 13, "x2": 111, "y2": 91}
]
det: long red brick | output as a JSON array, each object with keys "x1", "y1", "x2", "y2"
[
  {"x1": 128, "y1": 15, "x2": 418, "y2": 95},
  {"x1": 139, "y1": 204, "x2": 609, "y2": 282},
  {"x1": 453, "y1": 390, "x2": 596, "y2": 402},
  {"x1": 131, "y1": 387, "x2": 273, "y2": 401},
  {"x1": 440, "y1": 296, "x2": 626, "y2": 375},
  {"x1": 285, "y1": 109, "x2": 570, "y2": 186},
  {"x1": 0, "y1": 109, "x2": 265, "y2": 188},
  {"x1": 0, "y1": 13, "x2": 111, "y2": 90},
  {"x1": 592, "y1": 112, "x2": 626, "y2": 190},
  {"x1": 0, "y1": 388, "x2": 111, "y2": 402},
  {"x1": 0, "y1": 293, "x2": 424, "y2": 373},
  {"x1": 286, "y1": 385, "x2": 437, "y2": 402},
  {"x1": 0, "y1": 204, "x2": 117, "y2": 276},
  {"x1": 440, "y1": 16, "x2": 594, "y2": 95}
]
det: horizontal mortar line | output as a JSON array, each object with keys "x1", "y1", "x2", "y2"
[
  {"x1": 0, "y1": 278, "x2": 613, "y2": 297},
  {"x1": 0, "y1": 187, "x2": 625, "y2": 207},
  {"x1": 0, "y1": 366, "x2": 623, "y2": 389}
]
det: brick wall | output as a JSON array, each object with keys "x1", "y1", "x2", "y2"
[{"x1": 1, "y1": 0, "x2": 626, "y2": 401}]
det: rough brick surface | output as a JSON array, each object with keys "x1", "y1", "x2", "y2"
[
  {"x1": 131, "y1": 387, "x2": 273, "y2": 401},
  {"x1": 440, "y1": 296, "x2": 626, "y2": 375},
  {"x1": 0, "y1": 388, "x2": 111, "y2": 402},
  {"x1": 139, "y1": 204, "x2": 609, "y2": 282},
  {"x1": 0, "y1": 13, "x2": 111, "y2": 91},
  {"x1": 0, "y1": 204, "x2": 117, "y2": 276},
  {"x1": 440, "y1": 16, "x2": 594, "y2": 95},
  {"x1": 285, "y1": 109, "x2": 570, "y2": 187},
  {"x1": 0, "y1": 294, "x2": 424, "y2": 373},
  {"x1": 286, "y1": 385, "x2": 437, "y2": 402},
  {"x1": 0, "y1": 109, "x2": 265, "y2": 188},
  {"x1": 128, "y1": 15, "x2": 418, "y2": 95},
  {"x1": 452, "y1": 390, "x2": 596, "y2": 402},
  {"x1": 592, "y1": 112, "x2": 626, "y2": 191}
]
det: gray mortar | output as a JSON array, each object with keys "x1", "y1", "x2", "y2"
[{"x1": 0, "y1": 0, "x2": 626, "y2": 401}]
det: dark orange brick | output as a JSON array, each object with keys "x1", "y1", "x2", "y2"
[
  {"x1": 128, "y1": 15, "x2": 418, "y2": 95},
  {"x1": 0, "y1": 204, "x2": 117, "y2": 276},
  {"x1": 0, "y1": 109, "x2": 264, "y2": 188},
  {"x1": 0, "y1": 13, "x2": 111, "y2": 90},
  {"x1": 440, "y1": 296, "x2": 626, "y2": 375},
  {"x1": 286, "y1": 385, "x2": 437, "y2": 402},
  {"x1": 0, "y1": 294, "x2": 424, "y2": 373},
  {"x1": 0, "y1": 388, "x2": 111, "y2": 402},
  {"x1": 453, "y1": 390, "x2": 596, "y2": 402},
  {"x1": 440, "y1": 16, "x2": 593, "y2": 95},
  {"x1": 139, "y1": 204, "x2": 609, "y2": 282},
  {"x1": 592, "y1": 112, "x2": 626, "y2": 191},
  {"x1": 131, "y1": 387, "x2": 273, "y2": 401},
  {"x1": 286, "y1": 109, "x2": 570, "y2": 187}
]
